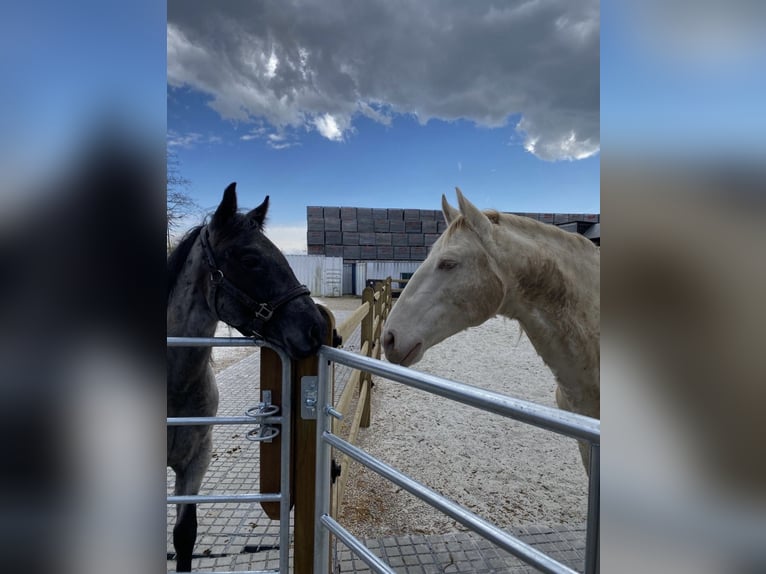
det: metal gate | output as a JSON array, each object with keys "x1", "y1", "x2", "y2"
[
  {"x1": 166, "y1": 336, "x2": 293, "y2": 574},
  {"x1": 312, "y1": 347, "x2": 601, "y2": 574}
]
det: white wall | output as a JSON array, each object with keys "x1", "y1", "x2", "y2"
[
  {"x1": 364, "y1": 260, "x2": 422, "y2": 282},
  {"x1": 285, "y1": 257, "x2": 423, "y2": 297},
  {"x1": 285, "y1": 255, "x2": 343, "y2": 297}
]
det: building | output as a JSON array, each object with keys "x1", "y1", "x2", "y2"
[{"x1": 302, "y1": 206, "x2": 600, "y2": 295}]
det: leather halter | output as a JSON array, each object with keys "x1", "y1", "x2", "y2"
[{"x1": 199, "y1": 227, "x2": 310, "y2": 337}]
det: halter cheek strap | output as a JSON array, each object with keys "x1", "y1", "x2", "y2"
[{"x1": 199, "y1": 227, "x2": 310, "y2": 336}]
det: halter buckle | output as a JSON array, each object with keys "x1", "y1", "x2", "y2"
[
  {"x1": 209, "y1": 269, "x2": 224, "y2": 284},
  {"x1": 255, "y1": 303, "x2": 274, "y2": 321}
]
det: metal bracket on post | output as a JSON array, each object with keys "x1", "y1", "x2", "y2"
[{"x1": 301, "y1": 375, "x2": 318, "y2": 419}]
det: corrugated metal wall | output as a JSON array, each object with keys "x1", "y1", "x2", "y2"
[
  {"x1": 355, "y1": 263, "x2": 367, "y2": 296},
  {"x1": 285, "y1": 255, "x2": 343, "y2": 297},
  {"x1": 364, "y1": 260, "x2": 422, "y2": 282},
  {"x1": 284, "y1": 256, "x2": 422, "y2": 297}
]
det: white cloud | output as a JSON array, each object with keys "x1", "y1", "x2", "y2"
[
  {"x1": 167, "y1": 130, "x2": 222, "y2": 149},
  {"x1": 265, "y1": 51, "x2": 279, "y2": 79},
  {"x1": 264, "y1": 224, "x2": 307, "y2": 254},
  {"x1": 358, "y1": 102, "x2": 392, "y2": 126},
  {"x1": 167, "y1": 130, "x2": 201, "y2": 148},
  {"x1": 313, "y1": 114, "x2": 343, "y2": 141},
  {"x1": 269, "y1": 142, "x2": 296, "y2": 150},
  {"x1": 517, "y1": 117, "x2": 599, "y2": 161},
  {"x1": 167, "y1": 0, "x2": 599, "y2": 161},
  {"x1": 239, "y1": 127, "x2": 300, "y2": 149}
]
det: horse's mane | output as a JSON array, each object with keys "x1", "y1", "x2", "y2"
[{"x1": 167, "y1": 225, "x2": 203, "y2": 306}]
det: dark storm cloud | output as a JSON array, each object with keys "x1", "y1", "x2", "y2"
[{"x1": 168, "y1": 0, "x2": 599, "y2": 160}]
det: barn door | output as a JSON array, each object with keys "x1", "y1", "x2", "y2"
[{"x1": 342, "y1": 263, "x2": 355, "y2": 295}]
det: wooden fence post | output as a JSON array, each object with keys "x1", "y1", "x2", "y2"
[
  {"x1": 260, "y1": 306, "x2": 335, "y2": 572},
  {"x1": 359, "y1": 287, "x2": 374, "y2": 428},
  {"x1": 360, "y1": 286, "x2": 374, "y2": 378},
  {"x1": 293, "y1": 306, "x2": 336, "y2": 574},
  {"x1": 374, "y1": 283, "x2": 384, "y2": 361}
]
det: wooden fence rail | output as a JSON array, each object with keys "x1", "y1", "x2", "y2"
[
  {"x1": 390, "y1": 276, "x2": 409, "y2": 296},
  {"x1": 331, "y1": 277, "x2": 393, "y2": 515}
]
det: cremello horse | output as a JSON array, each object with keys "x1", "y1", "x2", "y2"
[{"x1": 382, "y1": 188, "x2": 599, "y2": 472}]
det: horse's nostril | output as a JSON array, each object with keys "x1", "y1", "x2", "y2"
[{"x1": 383, "y1": 331, "x2": 394, "y2": 349}]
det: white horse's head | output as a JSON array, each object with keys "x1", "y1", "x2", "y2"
[{"x1": 383, "y1": 188, "x2": 504, "y2": 366}]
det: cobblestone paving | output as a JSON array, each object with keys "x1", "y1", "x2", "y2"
[
  {"x1": 167, "y1": 309, "x2": 588, "y2": 572},
  {"x1": 334, "y1": 526, "x2": 586, "y2": 573}
]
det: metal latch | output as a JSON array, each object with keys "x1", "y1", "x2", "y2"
[
  {"x1": 244, "y1": 390, "x2": 280, "y2": 442},
  {"x1": 301, "y1": 376, "x2": 318, "y2": 419}
]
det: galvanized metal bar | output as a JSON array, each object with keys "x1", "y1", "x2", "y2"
[
  {"x1": 167, "y1": 416, "x2": 283, "y2": 426},
  {"x1": 323, "y1": 432, "x2": 578, "y2": 574},
  {"x1": 168, "y1": 493, "x2": 280, "y2": 504},
  {"x1": 585, "y1": 444, "x2": 600, "y2": 574},
  {"x1": 167, "y1": 336, "x2": 262, "y2": 347},
  {"x1": 313, "y1": 355, "x2": 333, "y2": 574},
  {"x1": 319, "y1": 346, "x2": 600, "y2": 444},
  {"x1": 319, "y1": 515, "x2": 396, "y2": 574},
  {"x1": 277, "y1": 348, "x2": 292, "y2": 574},
  {"x1": 166, "y1": 337, "x2": 293, "y2": 574}
]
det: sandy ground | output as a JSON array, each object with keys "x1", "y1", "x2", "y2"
[
  {"x1": 210, "y1": 323, "x2": 258, "y2": 372},
  {"x1": 211, "y1": 296, "x2": 589, "y2": 539},
  {"x1": 336, "y1": 305, "x2": 589, "y2": 539}
]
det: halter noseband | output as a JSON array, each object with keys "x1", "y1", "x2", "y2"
[{"x1": 199, "y1": 227, "x2": 310, "y2": 337}]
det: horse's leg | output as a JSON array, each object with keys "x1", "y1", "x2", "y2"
[
  {"x1": 555, "y1": 386, "x2": 591, "y2": 476},
  {"x1": 173, "y1": 436, "x2": 212, "y2": 572},
  {"x1": 174, "y1": 500, "x2": 197, "y2": 573}
]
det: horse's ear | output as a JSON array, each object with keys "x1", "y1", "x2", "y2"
[
  {"x1": 212, "y1": 182, "x2": 238, "y2": 229},
  {"x1": 442, "y1": 193, "x2": 460, "y2": 224},
  {"x1": 246, "y1": 196, "x2": 269, "y2": 230},
  {"x1": 456, "y1": 188, "x2": 493, "y2": 240}
]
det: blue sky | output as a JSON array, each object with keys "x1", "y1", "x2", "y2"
[
  {"x1": 169, "y1": 88, "x2": 600, "y2": 217},
  {"x1": 601, "y1": 2, "x2": 766, "y2": 159},
  {"x1": 168, "y1": 1, "x2": 599, "y2": 252},
  {"x1": 1, "y1": 1, "x2": 165, "y2": 195}
]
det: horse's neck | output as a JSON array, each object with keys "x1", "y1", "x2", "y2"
[
  {"x1": 167, "y1": 252, "x2": 219, "y2": 391},
  {"x1": 494, "y1": 232, "x2": 600, "y2": 408}
]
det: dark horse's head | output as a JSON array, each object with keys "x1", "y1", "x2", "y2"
[{"x1": 187, "y1": 182, "x2": 327, "y2": 358}]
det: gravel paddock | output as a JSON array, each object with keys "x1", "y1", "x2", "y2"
[{"x1": 337, "y1": 307, "x2": 589, "y2": 539}]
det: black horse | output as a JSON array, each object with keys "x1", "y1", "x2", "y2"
[{"x1": 167, "y1": 183, "x2": 327, "y2": 571}]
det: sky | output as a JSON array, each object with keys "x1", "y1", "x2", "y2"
[
  {"x1": 601, "y1": 1, "x2": 766, "y2": 160},
  {"x1": 168, "y1": 0, "x2": 600, "y2": 252},
  {"x1": 1, "y1": 1, "x2": 166, "y2": 199}
]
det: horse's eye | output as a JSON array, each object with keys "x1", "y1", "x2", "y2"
[{"x1": 437, "y1": 259, "x2": 457, "y2": 270}]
